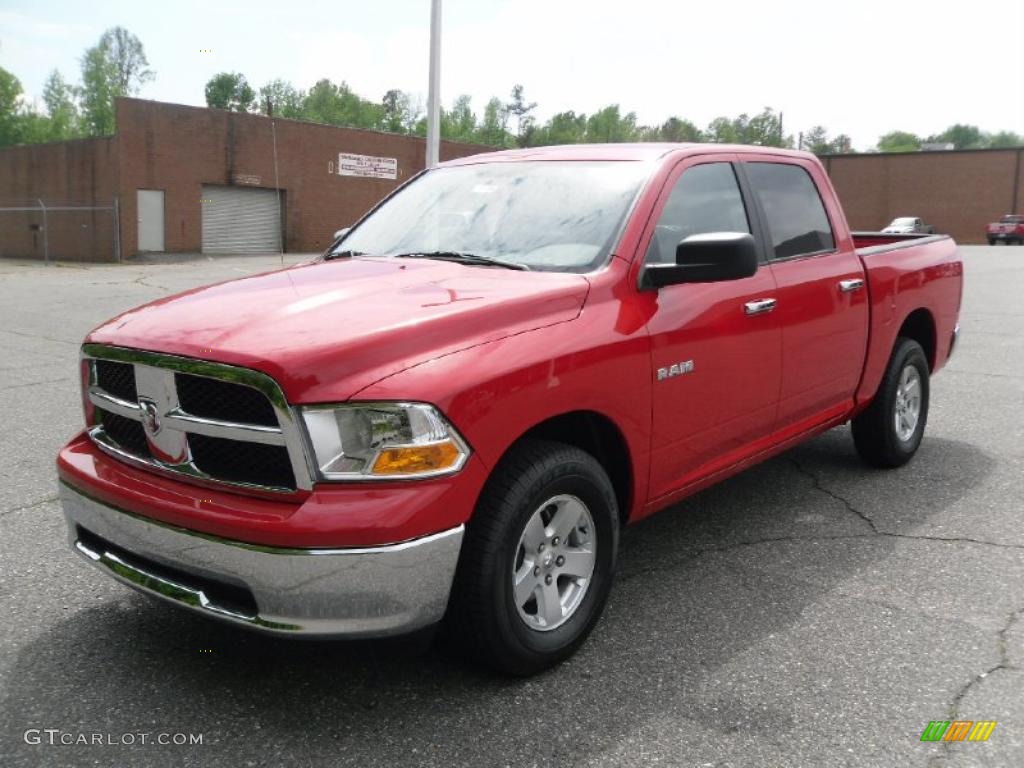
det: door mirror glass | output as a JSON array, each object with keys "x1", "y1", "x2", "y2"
[{"x1": 642, "y1": 232, "x2": 758, "y2": 288}]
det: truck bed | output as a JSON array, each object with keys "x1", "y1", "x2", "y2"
[{"x1": 852, "y1": 232, "x2": 962, "y2": 410}]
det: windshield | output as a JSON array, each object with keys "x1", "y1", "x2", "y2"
[
  {"x1": 1000, "y1": 215, "x2": 1023, "y2": 223},
  {"x1": 331, "y1": 161, "x2": 651, "y2": 272},
  {"x1": 891, "y1": 218, "x2": 915, "y2": 225}
]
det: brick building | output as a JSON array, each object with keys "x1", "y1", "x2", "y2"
[
  {"x1": 0, "y1": 98, "x2": 487, "y2": 261},
  {"x1": 2, "y1": 103, "x2": 1020, "y2": 261},
  {"x1": 822, "y1": 147, "x2": 1023, "y2": 244}
]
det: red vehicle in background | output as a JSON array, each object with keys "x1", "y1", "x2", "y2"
[
  {"x1": 987, "y1": 214, "x2": 1024, "y2": 245},
  {"x1": 58, "y1": 144, "x2": 963, "y2": 675}
]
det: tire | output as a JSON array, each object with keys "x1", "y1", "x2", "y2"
[
  {"x1": 852, "y1": 338, "x2": 930, "y2": 468},
  {"x1": 446, "y1": 438, "x2": 619, "y2": 676},
  {"x1": 987, "y1": 238, "x2": 995, "y2": 245}
]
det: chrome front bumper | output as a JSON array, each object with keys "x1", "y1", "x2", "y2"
[{"x1": 60, "y1": 483, "x2": 463, "y2": 638}]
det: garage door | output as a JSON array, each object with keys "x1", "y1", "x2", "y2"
[{"x1": 201, "y1": 185, "x2": 281, "y2": 254}]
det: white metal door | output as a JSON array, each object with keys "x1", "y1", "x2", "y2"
[
  {"x1": 137, "y1": 190, "x2": 165, "y2": 252},
  {"x1": 201, "y1": 185, "x2": 281, "y2": 254}
]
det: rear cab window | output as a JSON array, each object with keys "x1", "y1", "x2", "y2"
[{"x1": 745, "y1": 162, "x2": 835, "y2": 259}]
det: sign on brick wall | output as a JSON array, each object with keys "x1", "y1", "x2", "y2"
[{"x1": 337, "y1": 153, "x2": 398, "y2": 180}]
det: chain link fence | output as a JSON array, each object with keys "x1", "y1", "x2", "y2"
[{"x1": 0, "y1": 199, "x2": 121, "y2": 264}]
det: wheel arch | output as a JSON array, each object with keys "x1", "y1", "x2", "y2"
[
  {"x1": 897, "y1": 308, "x2": 937, "y2": 371},
  {"x1": 492, "y1": 410, "x2": 635, "y2": 528}
]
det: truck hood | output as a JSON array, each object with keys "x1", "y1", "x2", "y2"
[{"x1": 87, "y1": 257, "x2": 590, "y2": 402}]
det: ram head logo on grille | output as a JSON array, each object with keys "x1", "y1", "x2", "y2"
[{"x1": 138, "y1": 397, "x2": 162, "y2": 436}]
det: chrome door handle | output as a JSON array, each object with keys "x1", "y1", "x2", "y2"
[
  {"x1": 839, "y1": 278, "x2": 865, "y2": 293},
  {"x1": 744, "y1": 298, "x2": 777, "y2": 316}
]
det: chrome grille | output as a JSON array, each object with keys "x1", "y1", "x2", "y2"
[{"x1": 82, "y1": 344, "x2": 312, "y2": 493}]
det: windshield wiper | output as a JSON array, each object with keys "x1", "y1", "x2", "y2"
[
  {"x1": 391, "y1": 251, "x2": 530, "y2": 271},
  {"x1": 324, "y1": 249, "x2": 369, "y2": 260}
]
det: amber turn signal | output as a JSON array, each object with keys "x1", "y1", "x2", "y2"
[{"x1": 371, "y1": 440, "x2": 463, "y2": 476}]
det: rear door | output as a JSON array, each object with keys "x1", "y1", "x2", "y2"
[
  {"x1": 741, "y1": 159, "x2": 869, "y2": 431},
  {"x1": 642, "y1": 155, "x2": 782, "y2": 500}
]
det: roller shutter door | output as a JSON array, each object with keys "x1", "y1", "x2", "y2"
[{"x1": 201, "y1": 185, "x2": 281, "y2": 254}]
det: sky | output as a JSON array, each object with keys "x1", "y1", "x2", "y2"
[{"x1": 2, "y1": 0, "x2": 1022, "y2": 151}]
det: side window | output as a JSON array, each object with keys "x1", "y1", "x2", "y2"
[
  {"x1": 745, "y1": 162, "x2": 835, "y2": 259},
  {"x1": 644, "y1": 163, "x2": 750, "y2": 264}
]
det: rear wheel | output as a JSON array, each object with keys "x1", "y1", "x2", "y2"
[
  {"x1": 446, "y1": 439, "x2": 619, "y2": 676},
  {"x1": 852, "y1": 338, "x2": 930, "y2": 468}
]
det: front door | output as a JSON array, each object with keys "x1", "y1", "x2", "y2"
[
  {"x1": 643, "y1": 157, "x2": 782, "y2": 501},
  {"x1": 137, "y1": 189, "x2": 165, "y2": 252}
]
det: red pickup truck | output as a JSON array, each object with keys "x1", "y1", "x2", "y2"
[
  {"x1": 58, "y1": 144, "x2": 962, "y2": 675},
  {"x1": 987, "y1": 214, "x2": 1024, "y2": 245}
]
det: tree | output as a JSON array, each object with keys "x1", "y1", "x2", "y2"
[
  {"x1": 802, "y1": 125, "x2": 831, "y2": 153},
  {"x1": 258, "y1": 79, "x2": 303, "y2": 118},
  {"x1": 505, "y1": 84, "x2": 537, "y2": 146},
  {"x1": 585, "y1": 105, "x2": 638, "y2": 143},
  {"x1": 706, "y1": 108, "x2": 790, "y2": 147},
  {"x1": 42, "y1": 70, "x2": 79, "y2": 139},
  {"x1": 442, "y1": 94, "x2": 477, "y2": 142},
  {"x1": 80, "y1": 27, "x2": 153, "y2": 136},
  {"x1": 656, "y1": 117, "x2": 703, "y2": 143},
  {"x1": 205, "y1": 72, "x2": 256, "y2": 112},
  {"x1": 929, "y1": 123, "x2": 985, "y2": 150},
  {"x1": 381, "y1": 89, "x2": 411, "y2": 133},
  {"x1": 988, "y1": 130, "x2": 1024, "y2": 148},
  {"x1": 534, "y1": 110, "x2": 588, "y2": 145},
  {"x1": 477, "y1": 96, "x2": 510, "y2": 147},
  {"x1": 302, "y1": 79, "x2": 382, "y2": 129},
  {"x1": 0, "y1": 66, "x2": 24, "y2": 146},
  {"x1": 876, "y1": 130, "x2": 921, "y2": 152}
]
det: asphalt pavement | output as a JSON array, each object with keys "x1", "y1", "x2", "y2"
[{"x1": 0, "y1": 246, "x2": 1020, "y2": 768}]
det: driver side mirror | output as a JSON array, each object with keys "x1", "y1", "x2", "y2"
[{"x1": 641, "y1": 232, "x2": 759, "y2": 289}]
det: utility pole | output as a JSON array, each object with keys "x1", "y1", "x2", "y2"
[{"x1": 425, "y1": 0, "x2": 442, "y2": 168}]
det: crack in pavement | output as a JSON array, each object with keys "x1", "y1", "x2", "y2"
[
  {"x1": 787, "y1": 458, "x2": 1023, "y2": 551},
  {"x1": 132, "y1": 274, "x2": 171, "y2": 292},
  {"x1": 927, "y1": 608, "x2": 1024, "y2": 767},
  {"x1": 1, "y1": 494, "x2": 59, "y2": 517},
  {"x1": 619, "y1": 455, "x2": 1022, "y2": 586},
  {"x1": 949, "y1": 607, "x2": 1022, "y2": 717},
  {"x1": 0, "y1": 328, "x2": 79, "y2": 347},
  {"x1": 0, "y1": 376, "x2": 73, "y2": 392}
]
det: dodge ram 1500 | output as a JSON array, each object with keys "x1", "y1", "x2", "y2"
[{"x1": 58, "y1": 143, "x2": 963, "y2": 675}]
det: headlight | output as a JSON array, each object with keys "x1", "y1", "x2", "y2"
[{"x1": 301, "y1": 402, "x2": 470, "y2": 480}]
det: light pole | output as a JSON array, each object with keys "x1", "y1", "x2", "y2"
[{"x1": 426, "y1": 0, "x2": 442, "y2": 168}]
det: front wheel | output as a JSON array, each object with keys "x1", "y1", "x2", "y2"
[
  {"x1": 446, "y1": 439, "x2": 619, "y2": 676},
  {"x1": 852, "y1": 338, "x2": 930, "y2": 468}
]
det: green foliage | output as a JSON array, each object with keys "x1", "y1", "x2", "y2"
[
  {"x1": 505, "y1": 84, "x2": 537, "y2": 146},
  {"x1": 80, "y1": 26, "x2": 153, "y2": 136},
  {"x1": 302, "y1": 79, "x2": 383, "y2": 129},
  {"x1": 441, "y1": 94, "x2": 477, "y2": 143},
  {"x1": 988, "y1": 130, "x2": 1024, "y2": 148},
  {"x1": 42, "y1": 70, "x2": 80, "y2": 140},
  {"x1": 706, "y1": 107, "x2": 790, "y2": 147},
  {"x1": 4, "y1": 27, "x2": 1023, "y2": 157},
  {"x1": 0, "y1": 65, "x2": 23, "y2": 146},
  {"x1": 477, "y1": 97, "x2": 511, "y2": 147},
  {"x1": 258, "y1": 80, "x2": 305, "y2": 119},
  {"x1": 654, "y1": 117, "x2": 703, "y2": 143},
  {"x1": 927, "y1": 123, "x2": 984, "y2": 150},
  {"x1": 205, "y1": 72, "x2": 256, "y2": 112},
  {"x1": 801, "y1": 125, "x2": 853, "y2": 155},
  {"x1": 585, "y1": 105, "x2": 637, "y2": 143},
  {"x1": 876, "y1": 130, "x2": 922, "y2": 152}
]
